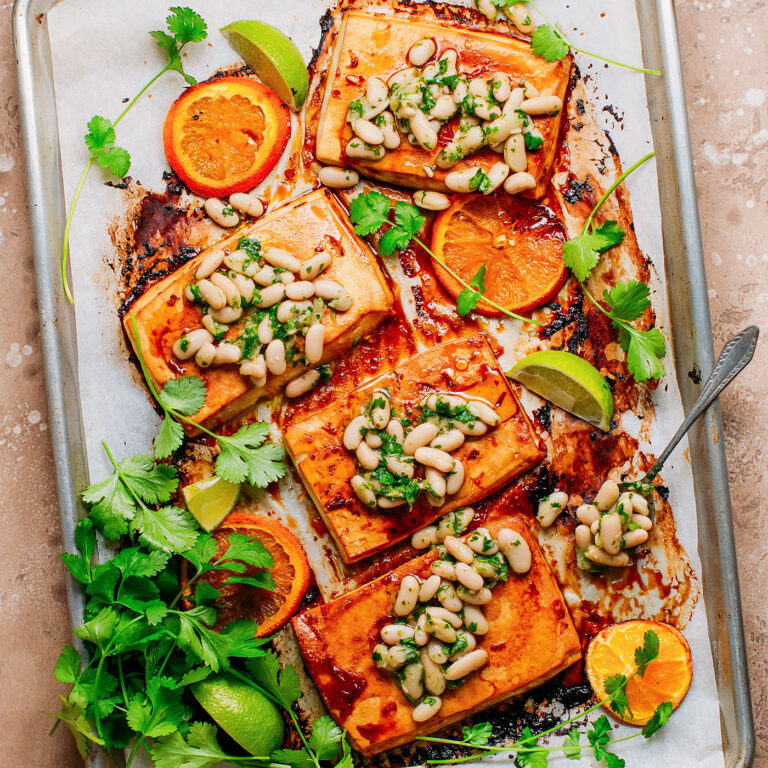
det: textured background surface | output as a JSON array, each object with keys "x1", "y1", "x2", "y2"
[{"x1": 0, "y1": 2, "x2": 764, "y2": 766}]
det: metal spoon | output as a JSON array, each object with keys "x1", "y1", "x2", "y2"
[{"x1": 642, "y1": 325, "x2": 759, "y2": 484}]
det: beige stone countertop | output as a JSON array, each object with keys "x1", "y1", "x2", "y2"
[{"x1": 0, "y1": 2, "x2": 764, "y2": 766}]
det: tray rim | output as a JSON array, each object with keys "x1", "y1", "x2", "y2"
[{"x1": 11, "y1": 0, "x2": 755, "y2": 766}]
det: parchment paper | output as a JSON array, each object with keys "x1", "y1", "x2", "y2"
[{"x1": 46, "y1": 1, "x2": 725, "y2": 765}]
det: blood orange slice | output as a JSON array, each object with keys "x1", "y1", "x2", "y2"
[{"x1": 430, "y1": 194, "x2": 567, "y2": 316}]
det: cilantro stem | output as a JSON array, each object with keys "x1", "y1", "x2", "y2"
[
  {"x1": 411, "y1": 235, "x2": 543, "y2": 326},
  {"x1": 527, "y1": 2, "x2": 661, "y2": 75},
  {"x1": 124, "y1": 736, "x2": 145, "y2": 768}
]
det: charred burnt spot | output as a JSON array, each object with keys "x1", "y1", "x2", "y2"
[
  {"x1": 576, "y1": 97, "x2": 586, "y2": 115},
  {"x1": 309, "y1": 8, "x2": 335, "y2": 71},
  {"x1": 162, "y1": 170, "x2": 187, "y2": 197},
  {"x1": 561, "y1": 175, "x2": 593, "y2": 204},
  {"x1": 105, "y1": 177, "x2": 131, "y2": 190},
  {"x1": 688, "y1": 364, "x2": 702, "y2": 384},
  {"x1": 533, "y1": 402, "x2": 552, "y2": 433},
  {"x1": 656, "y1": 484, "x2": 670, "y2": 502},
  {"x1": 540, "y1": 293, "x2": 588, "y2": 355},
  {"x1": 528, "y1": 465, "x2": 557, "y2": 505},
  {"x1": 602, "y1": 103, "x2": 624, "y2": 123}
]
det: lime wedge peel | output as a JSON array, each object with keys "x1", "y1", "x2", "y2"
[
  {"x1": 182, "y1": 476, "x2": 240, "y2": 532},
  {"x1": 507, "y1": 350, "x2": 614, "y2": 431},
  {"x1": 191, "y1": 674, "x2": 284, "y2": 756},
  {"x1": 221, "y1": 20, "x2": 310, "y2": 111}
]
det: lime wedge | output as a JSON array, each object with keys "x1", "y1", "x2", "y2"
[
  {"x1": 182, "y1": 476, "x2": 240, "y2": 532},
  {"x1": 221, "y1": 20, "x2": 309, "y2": 111},
  {"x1": 507, "y1": 350, "x2": 614, "y2": 431},
  {"x1": 191, "y1": 674, "x2": 284, "y2": 756}
]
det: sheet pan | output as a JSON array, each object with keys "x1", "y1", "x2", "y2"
[{"x1": 12, "y1": 0, "x2": 754, "y2": 765}]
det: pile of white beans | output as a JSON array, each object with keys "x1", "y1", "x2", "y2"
[
  {"x1": 172, "y1": 240, "x2": 353, "y2": 399},
  {"x1": 535, "y1": 480, "x2": 654, "y2": 569},
  {"x1": 317, "y1": 32, "x2": 562, "y2": 206},
  {"x1": 203, "y1": 191, "x2": 265, "y2": 229},
  {"x1": 344, "y1": 391, "x2": 500, "y2": 510},
  {"x1": 373, "y1": 509, "x2": 532, "y2": 722},
  {"x1": 474, "y1": 0, "x2": 535, "y2": 33}
]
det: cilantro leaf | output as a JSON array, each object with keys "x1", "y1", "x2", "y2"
[
  {"x1": 220, "y1": 532, "x2": 274, "y2": 570},
  {"x1": 48, "y1": 695, "x2": 104, "y2": 759},
  {"x1": 531, "y1": 26, "x2": 570, "y2": 62},
  {"x1": 604, "y1": 673, "x2": 633, "y2": 719},
  {"x1": 131, "y1": 504, "x2": 198, "y2": 554},
  {"x1": 112, "y1": 454, "x2": 178, "y2": 505},
  {"x1": 603, "y1": 279, "x2": 650, "y2": 323},
  {"x1": 154, "y1": 415, "x2": 184, "y2": 459},
  {"x1": 562, "y1": 221, "x2": 624, "y2": 283},
  {"x1": 335, "y1": 737, "x2": 354, "y2": 768},
  {"x1": 642, "y1": 701, "x2": 673, "y2": 738},
  {"x1": 524, "y1": 133, "x2": 544, "y2": 152},
  {"x1": 618, "y1": 326, "x2": 666, "y2": 382},
  {"x1": 152, "y1": 721, "x2": 232, "y2": 768},
  {"x1": 245, "y1": 651, "x2": 301, "y2": 709},
  {"x1": 54, "y1": 645, "x2": 82, "y2": 684},
  {"x1": 563, "y1": 728, "x2": 581, "y2": 759},
  {"x1": 634, "y1": 629, "x2": 660, "y2": 676},
  {"x1": 166, "y1": 6, "x2": 207, "y2": 44},
  {"x1": 590, "y1": 221, "x2": 626, "y2": 252},
  {"x1": 308, "y1": 716, "x2": 345, "y2": 761},
  {"x1": 215, "y1": 423, "x2": 287, "y2": 487},
  {"x1": 456, "y1": 264, "x2": 487, "y2": 316},
  {"x1": 379, "y1": 201, "x2": 425, "y2": 256},
  {"x1": 461, "y1": 721, "x2": 493, "y2": 746},
  {"x1": 159, "y1": 375, "x2": 207, "y2": 415},
  {"x1": 272, "y1": 748, "x2": 317, "y2": 768},
  {"x1": 516, "y1": 727, "x2": 548, "y2": 768},
  {"x1": 84, "y1": 115, "x2": 115, "y2": 153},
  {"x1": 112, "y1": 547, "x2": 170, "y2": 579},
  {"x1": 586, "y1": 715, "x2": 625, "y2": 767},
  {"x1": 182, "y1": 535, "x2": 220, "y2": 572},
  {"x1": 126, "y1": 678, "x2": 186, "y2": 738},
  {"x1": 94, "y1": 146, "x2": 131, "y2": 178},
  {"x1": 349, "y1": 191, "x2": 391, "y2": 237}
]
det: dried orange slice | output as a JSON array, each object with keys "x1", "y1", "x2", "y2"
[
  {"x1": 430, "y1": 195, "x2": 567, "y2": 315},
  {"x1": 187, "y1": 512, "x2": 310, "y2": 637},
  {"x1": 585, "y1": 620, "x2": 693, "y2": 726},
  {"x1": 163, "y1": 76, "x2": 291, "y2": 197}
]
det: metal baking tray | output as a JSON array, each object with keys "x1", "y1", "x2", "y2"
[{"x1": 12, "y1": 0, "x2": 755, "y2": 766}]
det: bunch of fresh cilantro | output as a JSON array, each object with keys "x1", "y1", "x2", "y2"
[{"x1": 62, "y1": 7, "x2": 209, "y2": 303}]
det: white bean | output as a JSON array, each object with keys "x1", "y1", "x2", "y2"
[
  {"x1": 436, "y1": 507, "x2": 475, "y2": 540},
  {"x1": 502, "y1": 87, "x2": 526, "y2": 115},
  {"x1": 595, "y1": 480, "x2": 621, "y2": 511},
  {"x1": 197, "y1": 279, "x2": 227, "y2": 310},
  {"x1": 615, "y1": 492, "x2": 635, "y2": 522},
  {"x1": 420, "y1": 654, "x2": 446, "y2": 698},
  {"x1": 497, "y1": 527, "x2": 532, "y2": 574},
  {"x1": 449, "y1": 629, "x2": 477, "y2": 660},
  {"x1": 386, "y1": 645, "x2": 412, "y2": 668},
  {"x1": 300, "y1": 252, "x2": 332, "y2": 280},
  {"x1": 426, "y1": 618, "x2": 456, "y2": 644},
  {"x1": 413, "y1": 190, "x2": 451, "y2": 211},
  {"x1": 632, "y1": 514, "x2": 653, "y2": 531},
  {"x1": 431, "y1": 559, "x2": 456, "y2": 580},
  {"x1": 485, "y1": 112, "x2": 519, "y2": 145},
  {"x1": 373, "y1": 643, "x2": 389, "y2": 668},
  {"x1": 210, "y1": 272, "x2": 241, "y2": 306},
  {"x1": 463, "y1": 605, "x2": 489, "y2": 635},
  {"x1": 445, "y1": 167, "x2": 481, "y2": 193},
  {"x1": 366, "y1": 76, "x2": 388, "y2": 107},
  {"x1": 318, "y1": 166, "x2": 359, "y2": 189},
  {"x1": 256, "y1": 315, "x2": 273, "y2": 345},
  {"x1": 467, "y1": 530, "x2": 497, "y2": 556},
  {"x1": 418, "y1": 573, "x2": 442, "y2": 600},
  {"x1": 591, "y1": 518, "x2": 601, "y2": 536},
  {"x1": 204, "y1": 198, "x2": 239, "y2": 228},
  {"x1": 209, "y1": 305, "x2": 243, "y2": 324},
  {"x1": 414, "y1": 613, "x2": 430, "y2": 646},
  {"x1": 370, "y1": 392, "x2": 391, "y2": 429},
  {"x1": 445, "y1": 459, "x2": 465, "y2": 495},
  {"x1": 240, "y1": 354, "x2": 266, "y2": 379},
  {"x1": 393, "y1": 575, "x2": 420, "y2": 617},
  {"x1": 443, "y1": 535, "x2": 474, "y2": 564},
  {"x1": 436, "y1": 581, "x2": 463, "y2": 613},
  {"x1": 229, "y1": 192, "x2": 264, "y2": 219},
  {"x1": 456, "y1": 585, "x2": 492, "y2": 605},
  {"x1": 353, "y1": 118, "x2": 385, "y2": 145},
  {"x1": 265, "y1": 339, "x2": 287, "y2": 375},
  {"x1": 375, "y1": 111, "x2": 401, "y2": 150},
  {"x1": 504, "y1": 133, "x2": 528, "y2": 172},
  {"x1": 576, "y1": 503, "x2": 600, "y2": 525},
  {"x1": 261, "y1": 247, "x2": 300, "y2": 273},
  {"x1": 537, "y1": 491, "x2": 569, "y2": 527},
  {"x1": 252, "y1": 265, "x2": 276, "y2": 286},
  {"x1": 213, "y1": 343, "x2": 241, "y2": 365},
  {"x1": 457, "y1": 125, "x2": 486, "y2": 154},
  {"x1": 575, "y1": 524, "x2": 593, "y2": 551},
  {"x1": 503, "y1": 172, "x2": 537, "y2": 195},
  {"x1": 285, "y1": 281, "x2": 315, "y2": 301},
  {"x1": 490, "y1": 72, "x2": 511, "y2": 102},
  {"x1": 445, "y1": 649, "x2": 488, "y2": 680},
  {"x1": 600, "y1": 512, "x2": 624, "y2": 555},
  {"x1": 585, "y1": 545, "x2": 629, "y2": 567},
  {"x1": 230, "y1": 273, "x2": 256, "y2": 303},
  {"x1": 409, "y1": 111, "x2": 438, "y2": 151},
  {"x1": 285, "y1": 369, "x2": 321, "y2": 398},
  {"x1": 387, "y1": 456, "x2": 414, "y2": 479},
  {"x1": 223, "y1": 248, "x2": 255, "y2": 275},
  {"x1": 381, "y1": 623, "x2": 416, "y2": 644},
  {"x1": 277, "y1": 300, "x2": 311, "y2": 324},
  {"x1": 400, "y1": 662, "x2": 424, "y2": 701},
  {"x1": 403, "y1": 423, "x2": 440, "y2": 455},
  {"x1": 438, "y1": 49, "x2": 458, "y2": 77},
  {"x1": 345, "y1": 138, "x2": 386, "y2": 160},
  {"x1": 414, "y1": 446, "x2": 454, "y2": 473},
  {"x1": 430, "y1": 429, "x2": 465, "y2": 452},
  {"x1": 623, "y1": 528, "x2": 649, "y2": 549},
  {"x1": 520, "y1": 95, "x2": 562, "y2": 115},
  {"x1": 351, "y1": 474, "x2": 376, "y2": 507},
  {"x1": 455, "y1": 562, "x2": 484, "y2": 590},
  {"x1": 429, "y1": 94, "x2": 458, "y2": 121},
  {"x1": 386, "y1": 419, "x2": 404, "y2": 443},
  {"x1": 304, "y1": 322, "x2": 326, "y2": 365},
  {"x1": 195, "y1": 342, "x2": 216, "y2": 368},
  {"x1": 356, "y1": 442, "x2": 380, "y2": 471},
  {"x1": 408, "y1": 37, "x2": 437, "y2": 67},
  {"x1": 521, "y1": 80, "x2": 540, "y2": 98},
  {"x1": 255, "y1": 283, "x2": 286, "y2": 308},
  {"x1": 366, "y1": 431, "x2": 382, "y2": 448},
  {"x1": 467, "y1": 399, "x2": 500, "y2": 426},
  {"x1": 427, "y1": 639, "x2": 448, "y2": 665},
  {"x1": 507, "y1": 3, "x2": 535, "y2": 33},
  {"x1": 173, "y1": 328, "x2": 213, "y2": 360},
  {"x1": 195, "y1": 250, "x2": 225, "y2": 280},
  {"x1": 343, "y1": 415, "x2": 368, "y2": 450},
  {"x1": 313, "y1": 279, "x2": 353, "y2": 311},
  {"x1": 426, "y1": 606, "x2": 463, "y2": 629},
  {"x1": 629, "y1": 492, "x2": 650, "y2": 516}
]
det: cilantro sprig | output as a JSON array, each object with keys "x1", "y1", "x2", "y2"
[
  {"x1": 419, "y1": 630, "x2": 674, "y2": 766},
  {"x1": 348, "y1": 192, "x2": 541, "y2": 326},
  {"x1": 62, "y1": 7, "x2": 208, "y2": 303},
  {"x1": 491, "y1": 1, "x2": 661, "y2": 75},
  {"x1": 129, "y1": 314, "x2": 287, "y2": 487},
  {"x1": 561, "y1": 152, "x2": 666, "y2": 382}
]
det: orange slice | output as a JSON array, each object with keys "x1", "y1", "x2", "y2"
[
  {"x1": 430, "y1": 194, "x2": 567, "y2": 316},
  {"x1": 163, "y1": 76, "x2": 291, "y2": 197},
  {"x1": 186, "y1": 512, "x2": 310, "y2": 637},
  {"x1": 585, "y1": 620, "x2": 693, "y2": 726}
]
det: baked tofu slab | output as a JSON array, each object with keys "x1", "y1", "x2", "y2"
[
  {"x1": 126, "y1": 189, "x2": 394, "y2": 430},
  {"x1": 315, "y1": 11, "x2": 571, "y2": 199},
  {"x1": 283, "y1": 336, "x2": 545, "y2": 563},
  {"x1": 292, "y1": 516, "x2": 581, "y2": 755}
]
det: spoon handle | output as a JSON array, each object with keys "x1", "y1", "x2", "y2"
[{"x1": 642, "y1": 326, "x2": 759, "y2": 483}]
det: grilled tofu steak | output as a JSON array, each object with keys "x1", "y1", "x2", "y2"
[
  {"x1": 292, "y1": 515, "x2": 581, "y2": 755},
  {"x1": 315, "y1": 11, "x2": 571, "y2": 199},
  {"x1": 126, "y1": 189, "x2": 394, "y2": 431},
  {"x1": 283, "y1": 336, "x2": 545, "y2": 563}
]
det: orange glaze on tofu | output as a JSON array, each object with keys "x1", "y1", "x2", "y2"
[
  {"x1": 315, "y1": 11, "x2": 571, "y2": 200},
  {"x1": 125, "y1": 189, "x2": 394, "y2": 432},
  {"x1": 283, "y1": 335, "x2": 545, "y2": 563},
  {"x1": 291, "y1": 515, "x2": 582, "y2": 755}
]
